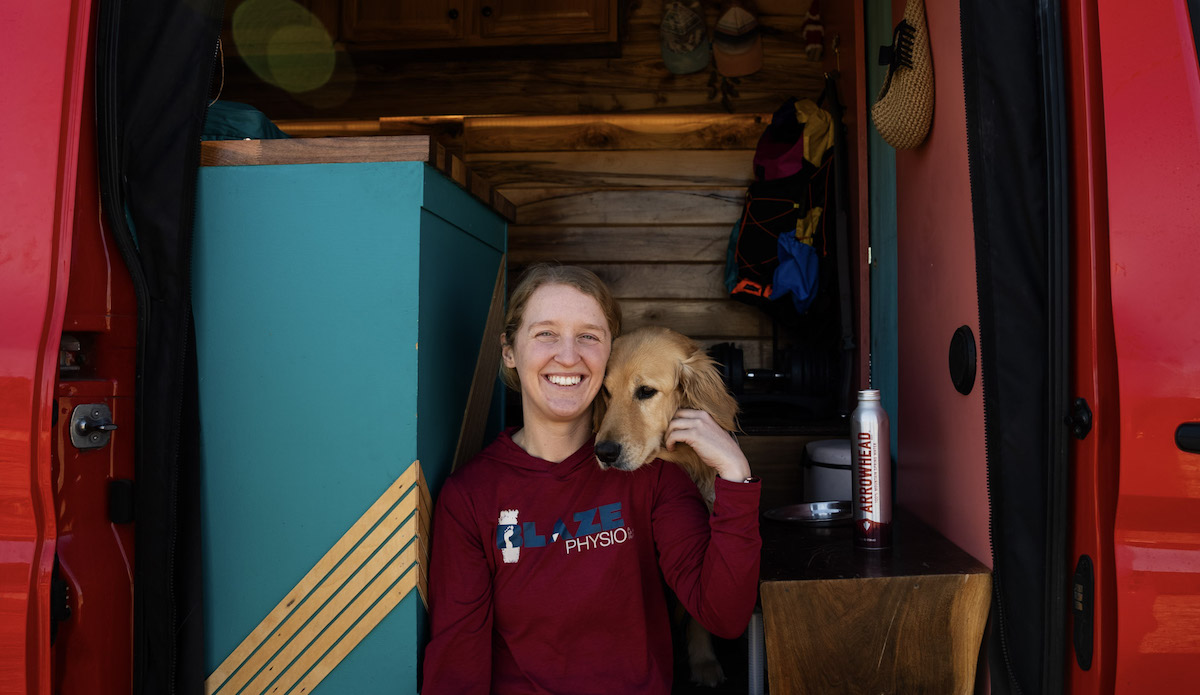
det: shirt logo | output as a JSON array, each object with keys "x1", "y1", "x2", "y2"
[
  {"x1": 495, "y1": 502, "x2": 630, "y2": 564},
  {"x1": 498, "y1": 509, "x2": 521, "y2": 563}
]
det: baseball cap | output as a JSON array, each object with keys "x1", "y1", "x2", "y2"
[
  {"x1": 661, "y1": 0, "x2": 711, "y2": 75},
  {"x1": 713, "y1": 3, "x2": 763, "y2": 77}
]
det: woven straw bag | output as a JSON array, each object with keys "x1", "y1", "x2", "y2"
[{"x1": 871, "y1": 0, "x2": 934, "y2": 149}]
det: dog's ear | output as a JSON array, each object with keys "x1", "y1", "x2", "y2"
[
  {"x1": 591, "y1": 384, "x2": 610, "y2": 434},
  {"x1": 679, "y1": 347, "x2": 740, "y2": 432}
]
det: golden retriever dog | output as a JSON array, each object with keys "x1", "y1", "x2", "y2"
[{"x1": 592, "y1": 326, "x2": 740, "y2": 687}]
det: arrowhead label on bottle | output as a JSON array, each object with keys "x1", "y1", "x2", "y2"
[{"x1": 851, "y1": 389, "x2": 892, "y2": 550}]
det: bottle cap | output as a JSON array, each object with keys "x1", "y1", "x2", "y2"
[{"x1": 857, "y1": 389, "x2": 881, "y2": 400}]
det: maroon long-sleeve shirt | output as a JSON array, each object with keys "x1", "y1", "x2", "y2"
[{"x1": 421, "y1": 431, "x2": 761, "y2": 695}]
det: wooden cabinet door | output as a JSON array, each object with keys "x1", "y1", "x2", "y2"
[
  {"x1": 343, "y1": 0, "x2": 465, "y2": 44},
  {"x1": 477, "y1": 0, "x2": 615, "y2": 42}
]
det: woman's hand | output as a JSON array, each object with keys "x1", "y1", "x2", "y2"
[{"x1": 665, "y1": 408, "x2": 752, "y2": 483}]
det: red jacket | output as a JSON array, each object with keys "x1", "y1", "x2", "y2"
[{"x1": 421, "y1": 431, "x2": 761, "y2": 694}]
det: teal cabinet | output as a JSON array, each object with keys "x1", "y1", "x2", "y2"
[{"x1": 192, "y1": 138, "x2": 508, "y2": 695}]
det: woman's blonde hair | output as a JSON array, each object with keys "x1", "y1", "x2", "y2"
[{"x1": 500, "y1": 264, "x2": 622, "y2": 391}]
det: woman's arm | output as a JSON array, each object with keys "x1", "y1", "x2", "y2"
[
  {"x1": 651, "y1": 456, "x2": 761, "y2": 639},
  {"x1": 421, "y1": 479, "x2": 494, "y2": 694}
]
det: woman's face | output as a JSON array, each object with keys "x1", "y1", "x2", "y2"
[{"x1": 502, "y1": 283, "x2": 612, "y2": 430}]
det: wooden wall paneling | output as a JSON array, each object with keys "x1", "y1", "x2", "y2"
[
  {"x1": 508, "y1": 262, "x2": 727, "y2": 300},
  {"x1": 220, "y1": 0, "x2": 826, "y2": 121},
  {"x1": 507, "y1": 224, "x2": 732, "y2": 264},
  {"x1": 509, "y1": 188, "x2": 744, "y2": 225},
  {"x1": 273, "y1": 75, "x2": 820, "y2": 121},
  {"x1": 618, "y1": 299, "x2": 767, "y2": 337},
  {"x1": 334, "y1": 51, "x2": 821, "y2": 118},
  {"x1": 464, "y1": 114, "x2": 769, "y2": 152},
  {"x1": 737, "y1": 434, "x2": 820, "y2": 511},
  {"x1": 218, "y1": 49, "x2": 820, "y2": 121},
  {"x1": 273, "y1": 118, "x2": 384, "y2": 137},
  {"x1": 623, "y1": 5, "x2": 815, "y2": 51},
  {"x1": 631, "y1": 0, "x2": 815, "y2": 21},
  {"x1": 466, "y1": 150, "x2": 755, "y2": 188}
]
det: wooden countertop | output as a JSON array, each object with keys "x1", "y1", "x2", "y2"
[
  {"x1": 760, "y1": 506, "x2": 990, "y2": 583},
  {"x1": 198, "y1": 135, "x2": 516, "y2": 222},
  {"x1": 758, "y1": 507, "x2": 992, "y2": 694}
]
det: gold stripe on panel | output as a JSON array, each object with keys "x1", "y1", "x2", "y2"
[
  {"x1": 290, "y1": 566, "x2": 422, "y2": 694},
  {"x1": 263, "y1": 545, "x2": 420, "y2": 694},
  {"x1": 205, "y1": 461, "x2": 423, "y2": 695}
]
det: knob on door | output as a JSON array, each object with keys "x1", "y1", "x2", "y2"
[
  {"x1": 448, "y1": 8, "x2": 458, "y2": 19},
  {"x1": 481, "y1": 6, "x2": 493, "y2": 17},
  {"x1": 1177, "y1": 422, "x2": 1200, "y2": 454}
]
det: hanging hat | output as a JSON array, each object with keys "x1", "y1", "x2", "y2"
[
  {"x1": 661, "y1": 0, "x2": 711, "y2": 75},
  {"x1": 713, "y1": 3, "x2": 762, "y2": 78},
  {"x1": 802, "y1": 0, "x2": 824, "y2": 61},
  {"x1": 871, "y1": 0, "x2": 935, "y2": 149},
  {"x1": 752, "y1": 98, "x2": 835, "y2": 181}
]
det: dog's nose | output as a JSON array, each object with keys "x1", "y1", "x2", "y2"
[{"x1": 595, "y1": 440, "x2": 622, "y2": 465}]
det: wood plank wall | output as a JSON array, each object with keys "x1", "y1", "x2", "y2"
[
  {"x1": 214, "y1": 0, "x2": 869, "y2": 377},
  {"x1": 463, "y1": 113, "x2": 781, "y2": 367},
  {"x1": 219, "y1": 0, "x2": 826, "y2": 121}
]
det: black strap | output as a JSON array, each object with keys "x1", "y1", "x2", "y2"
[{"x1": 824, "y1": 72, "x2": 857, "y2": 414}]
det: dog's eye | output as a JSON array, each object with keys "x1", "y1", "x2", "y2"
[{"x1": 635, "y1": 385, "x2": 658, "y2": 400}]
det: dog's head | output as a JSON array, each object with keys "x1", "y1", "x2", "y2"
[{"x1": 593, "y1": 326, "x2": 738, "y2": 471}]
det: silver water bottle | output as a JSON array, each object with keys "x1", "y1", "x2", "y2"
[{"x1": 850, "y1": 389, "x2": 891, "y2": 549}]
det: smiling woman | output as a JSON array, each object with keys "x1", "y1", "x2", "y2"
[
  {"x1": 501, "y1": 282, "x2": 614, "y2": 458},
  {"x1": 498, "y1": 265, "x2": 622, "y2": 462},
  {"x1": 499, "y1": 266, "x2": 621, "y2": 386},
  {"x1": 422, "y1": 264, "x2": 762, "y2": 695}
]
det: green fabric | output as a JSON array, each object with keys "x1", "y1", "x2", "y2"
[
  {"x1": 201, "y1": 101, "x2": 289, "y2": 141},
  {"x1": 724, "y1": 219, "x2": 740, "y2": 294}
]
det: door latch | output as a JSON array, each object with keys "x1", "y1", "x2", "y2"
[
  {"x1": 70, "y1": 403, "x2": 117, "y2": 450},
  {"x1": 1066, "y1": 397, "x2": 1093, "y2": 440}
]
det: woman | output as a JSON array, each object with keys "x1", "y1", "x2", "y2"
[{"x1": 421, "y1": 265, "x2": 760, "y2": 694}]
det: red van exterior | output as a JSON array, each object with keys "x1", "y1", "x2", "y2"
[
  {"x1": 1, "y1": 1, "x2": 103, "y2": 692},
  {"x1": 3, "y1": 0, "x2": 1198, "y2": 693},
  {"x1": 1076, "y1": 0, "x2": 1200, "y2": 690}
]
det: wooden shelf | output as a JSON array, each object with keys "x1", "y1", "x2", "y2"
[
  {"x1": 759, "y1": 508, "x2": 991, "y2": 693},
  {"x1": 199, "y1": 135, "x2": 515, "y2": 222}
]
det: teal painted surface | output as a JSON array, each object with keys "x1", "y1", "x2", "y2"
[
  {"x1": 417, "y1": 207, "x2": 504, "y2": 498},
  {"x1": 866, "y1": 0, "x2": 900, "y2": 462},
  {"x1": 194, "y1": 159, "x2": 505, "y2": 693},
  {"x1": 420, "y1": 165, "x2": 508, "y2": 494},
  {"x1": 422, "y1": 166, "x2": 506, "y2": 251},
  {"x1": 319, "y1": 590, "x2": 424, "y2": 693}
]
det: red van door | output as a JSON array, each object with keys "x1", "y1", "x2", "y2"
[
  {"x1": 1097, "y1": 0, "x2": 1200, "y2": 690},
  {"x1": 0, "y1": 1, "x2": 96, "y2": 693}
]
